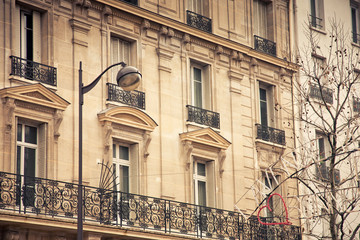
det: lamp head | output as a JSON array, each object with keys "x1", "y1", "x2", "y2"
[{"x1": 116, "y1": 66, "x2": 142, "y2": 91}]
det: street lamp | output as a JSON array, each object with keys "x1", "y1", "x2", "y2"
[{"x1": 77, "y1": 61, "x2": 141, "y2": 240}]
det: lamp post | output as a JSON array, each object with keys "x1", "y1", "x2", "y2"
[{"x1": 77, "y1": 61, "x2": 141, "y2": 240}]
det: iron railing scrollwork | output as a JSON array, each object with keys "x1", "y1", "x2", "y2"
[
  {"x1": 309, "y1": 83, "x2": 333, "y2": 104},
  {"x1": 186, "y1": 10, "x2": 212, "y2": 33},
  {"x1": 0, "y1": 172, "x2": 301, "y2": 239},
  {"x1": 256, "y1": 124, "x2": 286, "y2": 146},
  {"x1": 10, "y1": 56, "x2": 57, "y2": 86},
  {"x1": 187, "y1": 105, "x2": 220, "y2": 129},
  {"x1": 107, "y1": 83, "x2": 145, "y2": 110},
  {"x1": 254, "y1": 35, "x2": 277, "y2": 57}
]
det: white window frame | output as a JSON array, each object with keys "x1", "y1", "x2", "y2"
[
  {"x1": 253, "y1": 0, "x2": 268, "y2": 38},
  {"x1": 310, "y1": 0, "x2": 324, "y2": 29},
  {"x1": 351, "y1": 2, "x2": 360, "y2": 44},
  {"x1": 193, "y1": 160, "x2": 207, "y2": 206},
  {"x1": 188, "y1": 0, "x2": 209, "y2": 16},
  {"x1": 258, "y1": 82, "x2": 275, "y2": 127},
  {"x1": 20, "y1": 9, "x2": 41, "y2": 62},
  {"x1": 190, "y1": 62, "x2": 211, "y2": 110},
  {"x1": 113, "y1": 142, "x2": 131, "y2": 193}
]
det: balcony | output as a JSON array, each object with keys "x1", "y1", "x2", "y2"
[
  {"x1": 310, "y1": 15, "x2": 323, "y2": 29},
  {"x1": 0, "y1": 172, "x2": 301, "y2": 239},
  {"x1": 254, "y1": 35, "x2": 276, "y2": 57},
  {"x1": 10, "y1": 56, "x2": 57, "y2": 86},
  {"x1": 187, "y1": 105, "x2": 220, "y2": 129},
  {"x1": 309, "y1": 83, "x2": 333, "y2": 104},
  {"x1": 186, "y1": 10, "x2": 212, "y2": 33},
  {"x1": 256, "y1": 124, "x2": 286, "y2": 146},
  {"x1": 107, "y1": 83, "x2": 145, "y2": 110}
]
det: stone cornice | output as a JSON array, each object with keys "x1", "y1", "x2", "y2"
[{"x1": 95, "y1": 0, "x2": 298, "y2": 72}]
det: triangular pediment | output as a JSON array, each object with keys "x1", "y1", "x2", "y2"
[
  {"x1": 0, "y1": 83, "x2": 70, "y2": 110},
  {"x1": 98, "y1": 106, "x2": 157, "y2": 132},
  {"x1": 180, "y1": 128, "x2": 231, "y2": 149}
]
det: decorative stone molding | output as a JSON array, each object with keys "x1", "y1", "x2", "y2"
[
  {"x1": 157, "y1": 47, "x2": 174, "y2": 73},
  {"x1": 142, "y1": 19, "x2": 151, "y2": 30},
  {"x1": 53, "y1": 110, "x2": 64, "y2": 140},
  {"x1": 69, "y1": 19, "x2": 92, "y2": 47},
  {"x1": 229, "y1": 70, "x2": 244, "y2": 94},
  {"x1": 183, "y1": 140, "x2": 193, "y2": 170},
  {"x1": 143, "y1": 131, "x2": 151, "y2": 160},
  {"x1": 167, "y1": 28, "x2": 175, "y2": 38},
  {"x1": 4, "y1": 98, "x2": 15, "y2": 131},
  {"x1": 160, "y1": 26, "x2": 168, "y2": 35},
  {"x1": 103, "y1": 6, "x2": 112, "y2": 16},
  {"x1": 231, "y1": 50, "x2": 238, "y2": 60},
  {"x1": 238, "y1": 53, "x2": 244, "y2": 62},
  {"x1": 4, "y1": 229, "x2": 20, "y2": 240},
  {"x1": 219, "y1": 149, "x2": 226, "y2": 177},
  {"x1": 104, "y1": 121, "x2": 113, "y2": 153},
  {"x1": 180, "y1": 128, "x2": 231, "y2": 171},
  {"x1": 216, "y1": 45, "x2": 224, "y2": 55},
  {"x1": 250, "y1": 58, "x2": 258, "y2": 67}
]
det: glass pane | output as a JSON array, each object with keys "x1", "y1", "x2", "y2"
[
  {"x1": 113, "y1": 144, "x2": 116, "y2": 158},
  {"x1": 194, "y1": 67, "x2": 202, "y2": 82},
  {"x1": 198, "y1": 181, "x2": 206, "y2": 206},
  {"x1": 120, "y1": 165, "x2": 129, "y2": 193},
  {"x1": 119, "y1": 146, "x2": 129, "y2": 160},
  {"x1": 17, "y1": 124, "x2": 22, "y2": 141},
  {"x1": 24, "y1": 147, "x2": 36, "y2": 184},
  {"x1": 260, "y1": 88, "x2": 268, "y2": 126},
  {"x1": 197, "y1": 163, "x2": 206, "y2": 176},
  {"x1": 194, "y1": 82, "x2": 202, "y2": 107},
  {"x1": 17, "y1": 146, "x2": 21, "y2": 175},
  {"x1": 318, "y1": 138, "x2": 325, "y2": 159},
  {"x1": 260, "y1": 88, "x2": 267, "y2": 101},
  {"x1": 25, "y1": 125, "x2": 37, "y2": 144}
]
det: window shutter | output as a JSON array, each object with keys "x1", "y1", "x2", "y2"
[
  {"x1": 33, "y1": 11, "x2": 41, "y2": 63},
  {"x1": 37, "y1": 123, "x2": 47, "y2": 178}
]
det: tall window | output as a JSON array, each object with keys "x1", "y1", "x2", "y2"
[
  {"x1": 263, "y1": 175, "x2": 282, "y2": 223},
  {"x1": 259, "y1": 83, "x2": 274, "y2": 127},
  {"x1": 111, "y1": 37, "x2": 131, "y2": 83},
  {"x1": 253, "y1": 0, "x2": 269, "y2": 38},
  {"x1": 191, "y1": 62, "x2": 210, "y2": 109},
  {"x1": 20, "y1": 10, "x2": 41, "y2": 62},
  {"x1": 351, "y1": 3, "x2": 360, "y2": 44},
  {"x1": 193, "y1": 161, "x2": 207, "y2": 206},
  {"x1": 310, "y1": 0, "x2": 324, "y2": 29},
  {"x1": 16, "y1": 121, "x2": 46, "y2": 206},
  {"x1": 316, "y1": 133, "x2": 331, "y2": 180},
  {"x1": 188, "y1": 0, "x2": 209, "y2": 16},
  {"x1": 113, "y1": 143, "x2": 131, "y2": 193}
]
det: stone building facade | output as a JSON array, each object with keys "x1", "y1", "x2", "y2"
[{"x1": 0, "y1": 0, "x2": 300, "y2": 239}]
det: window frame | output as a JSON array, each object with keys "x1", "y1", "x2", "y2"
[
  {"x1": 351, "y1": 2, "x2": 360, "y2": 44},
  {"x1": 112, "y1": 142, "x2": 131, "y2": 193},
  {"x1": 258, "y1": 82, "x2": 275, "y2": 128},
  {"x1": 188, "y1": 0, "x2": 209, "y2": 17},
  {"x1": 309, "y1": 0, "x2": 324, "y2": 30},
  {"x1": 190, "y1": 61, "x2": 211, "y2": 110},
  {"x1": 193, "y1": 160, "x2": 207, "y2": 206},
  {"x1": 110, "y1": 36, "x2": 133, "y2": 83}
]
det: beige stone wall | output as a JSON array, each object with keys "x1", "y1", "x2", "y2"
[{"x1": 0, "y1": 0, "x2": 300, "y2": 237}]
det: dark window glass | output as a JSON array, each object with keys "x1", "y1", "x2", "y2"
[
  {"x1": 260, "y1": 88, "x2": 268, "y2": 126},
  {"x1": 17, "y1": 124, "x2": 22, "y2": 141},
  {"x1": 25, "y1": 125, "x2": 37, "y2": 144},
  {"x1": 119, "y1": 146, "x2": 129, "y2": 160}
]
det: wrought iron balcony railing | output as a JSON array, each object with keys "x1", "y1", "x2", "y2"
[
  {"x1": 309, "y1": 83, "x2": 333, "y2": 104},
  {"x1": 187, "y1": 105, "x2": 220, "y2": 129},
  {"x1": 186, "y1": 10, "x2": 212, "y2": 33},
  {"x1": 107, "y1": 83, "x2": 145, "y2": 110},
  {"x1": 354, "y1": 97, "x2": 360, "y2": 112},
  {"x1": 10, "y1": 56, "x2": 57, "y2": 86},
  {"x1": 310, "y1": 15, "x2": 323, "y2": 29},
  {"x1": 0, "y1": 172, "x2": 301, "y2": 239},
  {"x1": 256, "y1": 124, "x2": 286, "y2": 146},
  {"x1": 254, "y1": 35, "x2": 277, "y2": 57}
]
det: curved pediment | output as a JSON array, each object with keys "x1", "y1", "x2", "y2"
[
  {"x1": 98, "y1": 106, "x2": 157, "y2": 132},
  {"x1": 180, "y1": 128, "x2": 231, "y2": 150},
  {"x1": 0, "y1": 83, "x2": 70, "y2": 110}
]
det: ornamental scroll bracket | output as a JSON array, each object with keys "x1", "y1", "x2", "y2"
[
  {"x1": 143, "y1": 131, "x2": 152, "y2": 161},
  {"x1": 183, "y1": 140, "x2": 193, "y2": 170},
  {"x1": 4, "y1": 98, "x2": 15, "y2": 132},
  {"x1": 54, "y1": 110, "x2": 63, "y2": 141},
  {"x1": 103, "y1": 121, "x2": 113, "y2": 154}
]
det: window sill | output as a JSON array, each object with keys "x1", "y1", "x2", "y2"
[
  {"x1": 352, "y1": 42, "x2": 360, "y2": 48},
  {"x1": 186, "y1": 121, "x2": 221, "y2": 133},
  {"x1": 310, "y1": 26, "x2": 327, "y2": 35},
  {"x1": 255, "y1": 138, "x2": 286, "y2": 152},
  {"x1": 8, "y1": 75, "x2": 57, "y2": 91}
]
